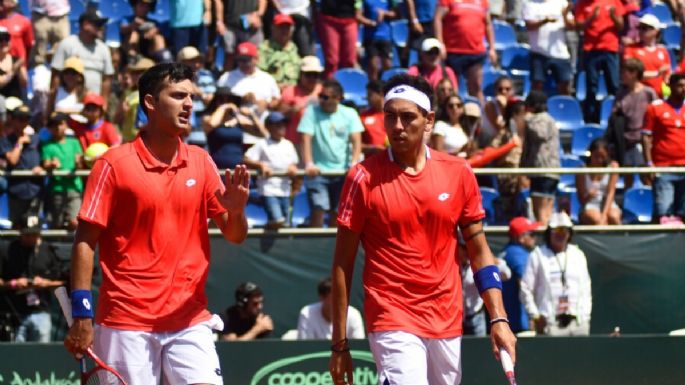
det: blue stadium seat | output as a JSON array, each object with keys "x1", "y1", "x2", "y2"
[
  {"x1": 567, "y1": 190, "x2": 581, "y2": 223},
  {"x1": 0, "y1": 193, "x2": 10, "y2": 229},
  {"x1": 381, "y1": 67, "x2": 408, "y2": 82},
  {"x1": 215, "y1": 38, "x2": 225, "y2": 72},
  {"x1": 18, "y1": 0, "x2": 29, "y2": 16},
  {"x1": 390, "y1": 20, "x2": 409, "y2": 48},
  {"x1": 547, "y1": 95, "x2": 585, "y2": 132},
  {"x1": 500, "y1": 45, "x2": 530, "y2": 74},
  {"x1": 596, "y1": 72, "x2": 608, "y2": 101},
  {"x1": 575, "y1": 71, "x2": 586, "y2": 101},
  {"x1": 246, "y1": 202, "x2": 268, "y2": 228},
  {"x1": 148, "y1": 0, "x2": 170, "y2": 23},
  {"x1": 100, "y1": 0, "x2": 132, "y2": 19},
  {"x1": 558, "y1": 154, "x2": 584, "y2": 192},
  {"x1": 105, "y1": 19, "x2": 121, "y2": 46},
  {"x1": 407, "y1": 49, "x2": 419, "y2": 67},
  {"x1": 623, "y1": 187, "x2": 653, "y2": 224},
  {"x1": 663, "y1": 24, "x2": 681, "y2": 50},
  {"x1": 314, "y1": 43, "x2": 325, "y2": 67},
  {"x1": 291, "y1": 190, "x2": 311, "y2": 227},
  {"x1": 69, "y1": 0, "x2": 87, "y2": 21},
  {"x1": 483, "y1": 69, "x2": 508, "y2": 97},
  {"x1": 493, "y1": 20, "x2": 517, "y2": 51},
  {"x1": 651, "y1": 3, "x2": 674, "y2": 25},
  {"x1": 334, "y1": 68, "x2": 369, "y2": 108},
  {"x1": 480, "y1": 187, "x2": 499, "y2": 225},
  {"x1": 599, "y1": 96, "x2": 614, "y2": 128},
  {"x1": 570, "y1": 124, "x2": 605, "y2": 157}
]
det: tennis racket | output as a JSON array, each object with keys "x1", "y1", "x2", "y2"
[
  {"x1": 499, "y1": 348, "x2": 518, "y2": 385},
  {"x1": 55, "y1": 286, "x2": 129, "y2": 385}
]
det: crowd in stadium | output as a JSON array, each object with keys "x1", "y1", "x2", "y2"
[{"x1": 0, "y1": 0, "x2": 683, "y2": 231}]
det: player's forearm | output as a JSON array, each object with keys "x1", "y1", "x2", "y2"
[
  {"x1": 71, "y1": 240, "x2": 96, "y2": 290},
  {"x1": 642, "y1": 135, "x2": 653, "y2": 164},
  {"x1": 221, "y1": 211, "x2": 248, "y2": 244},
  {"x1": 481, "y1": 288, "x2": 508, "y2": 319},
  {"x1": 331, "y1": 229, "x2": 360, "y2": 342}
]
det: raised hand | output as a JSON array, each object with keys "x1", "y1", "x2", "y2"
[{"x1": 215, "y1": 165, "x2": 250, "y2": 213}]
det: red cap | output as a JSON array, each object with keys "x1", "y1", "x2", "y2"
[
  {"x1": 509, "y1": 217, "x2": 540, "y2": 239},
  {"x1": 236, "y1": 42, "x2": 258, "y2": 57},
  {"x1": 273, "y1": 13, "x2": 294, "y2": 26},
  {"x1": 83, "y1": 93, "x2": 105, "y2": 107}
]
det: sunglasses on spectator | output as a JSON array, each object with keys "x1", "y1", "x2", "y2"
[
  {"x1": 318, "y1": 93, "x2": 335, "y2": 101},
  {"x1": 302, "y1": 72, "x2": 320, "y2": 78},
  {"x1": 638, "y1": 24, "x2": 655, "y2": 31},
  {"x1": 498, "y1": 87, "x2": 512, "y2": 92},
  {"x1": 448, "y1": 103, "x2": 463, "y2": 109}
]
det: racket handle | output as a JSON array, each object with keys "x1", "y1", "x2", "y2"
[
  {"x1": 500, "y1": 348, "x2": 515, "y2": 374},
  {"x1": 55, "y1": 286, "x2": 74, "y2": 327}
]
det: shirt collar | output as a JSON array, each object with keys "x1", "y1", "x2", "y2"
[{"x1": 133, "y1": 134, "x2": 188, "y2": 170}]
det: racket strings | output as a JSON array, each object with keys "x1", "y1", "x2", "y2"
[{"x1": 85, "y1": 368, "x2": 126, "y2": 385}]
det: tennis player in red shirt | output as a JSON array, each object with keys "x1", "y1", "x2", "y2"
[
  {"x1": 329, "y1": 74, "x2": 516, "y2": 385},
  {"x1": 63, "y1": 63, "x2": 249, "y2": 385}
]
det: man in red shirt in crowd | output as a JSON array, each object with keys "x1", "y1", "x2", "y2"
[
  {"x1": 623, "y1": 14, "x2": 671, "y2": 98},
  {"x1": 360, "y1": 80, "x2": 387, "y2": 156},
  {"x1": 63, "y1": 63, "x2": 250, "y2": 384},
  {"x1": 575, "y1": 0, "x2": 624, "y2": 122},
  {"x1": 434, "y1": 0, "x2": 496, "y2": 105},
  {"x1": 329, "y1": 74, "x2": 516, "y2": 385},
  {"x1": 68, "y1": 93, "x2": 122, "y2": 151},
  {"x1": 642, "y1": 72, "x2": 685, "y2": 225},
  {"x1": 0, "y1": 0, "x2": 33, "y2": 66}
]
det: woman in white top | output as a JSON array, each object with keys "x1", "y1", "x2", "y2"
[
  {"x1": 576, "y1": 138, "x2": 621, "y2": 225},
  {"x1": 430, "y1": 94, "x2": 469, "y2": 156},
  {"x1": 52, "y1": 56, "x2": 85, "y2": 115}
]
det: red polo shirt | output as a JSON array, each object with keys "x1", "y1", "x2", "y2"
[
  {"x1": 68, "y1": 118, "x2": 122, "y2": 151},
  {"x1": 360, "y1": 109, "x2": 386, "y2": 147},
  {"x1": 575, "y1": 0, "x2": 625, "y2": 52},
  {"x1": 438, "y1": 0, "x2": 489, "y2": 55},
  {"x1": 78, "y1": 135, "x2": 227, "y2": 331},
  {"x1": 0, "y1": 13, "x2": 33, "y2": 63},
  {"x1": 623, "y1": 44, "x2": 671, "y2": 97},
  {"x1": 337, "y1": 148, "x2": 485, "y2": 338},
  {"x1": 642, "y1": 99, "x2": 685, "y2": 166}
]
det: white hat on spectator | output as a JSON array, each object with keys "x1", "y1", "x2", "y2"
[
  {"x1": 548, "y1": 212, "x2": 574, "y2": 229},
  {"x1": 638, "y1": 14, "x2": 664, "y2": 30},
  {"x1": 177, "y1": 46, "x2": 201, "y2": 62},
  {"x1": 421, "y1": 38, "x2": 443, "y2": 52},
  {"x1": 463, "y1": 102, "x2": 481, "y2": 118},
  {"x1": 4, "y1": 96, "x2": 23, "y2": 111},
  {"x1": 300, "y1": 56, "x2": 324, "y2": 73}
]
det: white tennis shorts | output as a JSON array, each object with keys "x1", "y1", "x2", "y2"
[
  {"x1": 93, "y1": 315, "x2": 225, "y2": 385},
  {"x1": 368, "y1": 331, "x2": 462, "y2": 385}
]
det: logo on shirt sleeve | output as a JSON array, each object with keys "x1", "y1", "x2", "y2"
[
  {"x1": 186, "y1": 179, "x2": 197, "y2": 187},
  {"x1": 438, "y1": 193, "x2": 450, "y2": 201}
]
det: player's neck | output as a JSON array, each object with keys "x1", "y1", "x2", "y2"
[
  {"x1": 141, "y1": 131, "x2": 178, "y2": 165},
  {"x1": 390, "y1": 145, "x2": 427, "y2": 174}
]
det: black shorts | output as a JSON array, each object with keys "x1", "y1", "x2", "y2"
[
  {"x1": 530, "y1": 176, "x2": 559, "y2": 198},
  {"x1": 365, "y1": 39, "x2": 394, "y2": 60}
]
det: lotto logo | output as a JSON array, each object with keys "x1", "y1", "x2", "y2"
[
  {"x1": 493, "y1": 272, "x2": 501, "y2": 282},
  {"x1": 82, "y1": 298, "x2": 91, "y2": 310},
  {"x1": 394, "y1": 87, "x2": 406, "y2": 93}
]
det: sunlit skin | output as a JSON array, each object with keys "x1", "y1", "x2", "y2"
[
  {"x1": 82, "y1": 104, "x2": 103, "y2": 126},
  {"x1": 143, "y1": 79, "x2": 194, "y2": 138},
  {"x1": 549, "y1": 227, "x2": 570, "y2": 253},
  {"x1": 384, "y1": 99, "x2": 434, "y2": 165}
]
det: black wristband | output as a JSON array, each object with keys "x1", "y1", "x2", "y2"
[
  {"x1": 331, "y1": 337, "x2": 349, "y2": 352},
  {"x1": 490, "y1": 317, "x2": 510, "y2": 326}
]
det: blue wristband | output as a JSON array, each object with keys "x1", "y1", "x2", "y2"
[
  {"x1": 473, "y1": 265, "x2": 502, "y2": 294},
  {"x1": 71, "y1": 290, "x2": 94, "y2": 319}
]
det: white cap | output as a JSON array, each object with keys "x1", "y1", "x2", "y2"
[
  {"x1": 639, "y1": 14, "x2": 664, "y2": 30},
  {"x1": 300, "y1": 56, "x2": 324, "y2": 73},
  {"x1": 548, "y1": 212, "x2": 574, "y2": 229},
  {"x1": 421, "y1": 38, "x2": 443, "y2": 52}
]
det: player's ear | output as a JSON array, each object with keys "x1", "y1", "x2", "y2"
[
  {"x1": 143, "y1": 94, "x2": 156, "y2": 114},
  {"x1": 425, "y1": 110, "x2": 436, "y2": 133}
]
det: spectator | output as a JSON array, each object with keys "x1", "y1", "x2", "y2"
[
  {"x1": 297, "y1": 79, "x2": 363, "y2": 227},
  {"x1": 51, "y1": 56, "x2": 85, "y2": 115},
  {"x1": 41, "y1": 112, "x2": 83, "y2": 230},
  {"x1": 68, "y1": 93, "x2": 122, "y2": 151},
  {"x1": 434, "y1": 0, "x2": 497, "y2": 104},
  {"x1": 315, "y1": 0, "x2": 360, "y2": 78},
  {"x1": 119, "y1": 0, "x2": 168, "y2": 60},
  {"x1": 114, "y1": 57, "x2": 155, "y2": 143},
  {"x1": 434, "y1": 76, "x2": 455, "y2": 108},
  {"x1": 203, "y1": 88, "x2": 268, "y2": 170},
  {"x1": 271, "y1": 0, "x2": 313, "y2": 56},
  {"x1": 407, "y1": 38, "x2": 458, "y2": 90},
  {"x1": 0, "y1": 105, "x2": 43, "y2": 226},
  {"x1": 177, "y1": 46, "x2": 215, "y2": 117},
  {"x1": 491, "y1": 98, "x2": 525, "y2": 219},
  {"x1": 606, "y1": 59, "x2": 655, "y2": 189},
  {"x1": 575, "y1": 0, "x2": 624, "y2": 122},
  {"x1": 217, "y1": 42, "x2": 281, "y2": 115},
  {"x1": 258, "y1": 13, "x2": 301, "y2": 87},
  {"x1": 29, "y1": 0, "x2": 70, "y2": 66},
  {"x1": 642, "y1": 72, "x2": 685, "y2": 225},
  {"x1": 0, "y1": 0, "x2": 33, "y2": 68},
  {"x1": 215, "y1": 0, "x2": 266, "y2": 71},
  {"x1": 499, "y1": 217, "x2": 540, "y2": 333},
  {"x1": 50, "y1": 9, "x2": 114, "y2": 105},
  {"x1": 0, "y1": 26, "x2": 23, "y2": 99},
  {"x1": 576, "y1": 138, "x2": 621, "y2": 225},
  {"x1": 243, "y1": 112, "x2": 299, "y2": 228},
  {"x1": 522, "y1": 0, "x2": 574, "y2": 95},
  {"x1": 169, "y1": 0, "x2": 210, "y2": 55},
  {"x1": 297, "y1": 277, "x2": 365, "y2": 340},
  {"x1": 430, "y1": 94, "x2": 469, "y2": 156},
  {"x1": 358, "y1": 0, "x2": 397, "y2": 81},
  {"x1": 520, "y1": 212, "x2": 592, "y2": 336},
  {"x1": 482, "y1": 76, "x2": 514, "y2": 146},
  {"x1": 623, "y1": 14, "x2": 670, "y2": 98},
  {"x1": 360, "y1": 80, "x2": 387, "y2": 156},
  {"x1": 0, "y1": 215, "x2": 67, "y2": 342},
  {"x1": 462, "y1": 101, "x2": 482, "y2": 151},
  {"x1": 278, "y1": 56, "x2": 324, "y2": 144},
  {"x1": 403, "y1": 0, "x2": 438, "y2": 65},
  {"x1": 520, "y1": 90, "x2": 560, "y2": 226},
  {"x1": 219, "y1": 282, "x2": 273, "y2": 340}
]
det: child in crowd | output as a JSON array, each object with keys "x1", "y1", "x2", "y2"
[
  {"x1": 40, "y1": 112, "x2": 83, "y2": 230},
  {"x1": 243, "y1": 112, "x2": 299, "y2": 228},
  {"x1": 52, "y1": 56, "x2": 85, "y2": 115},
  {"x1": 68, "y1": 93, "x2": 122, "y2": 151}
]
